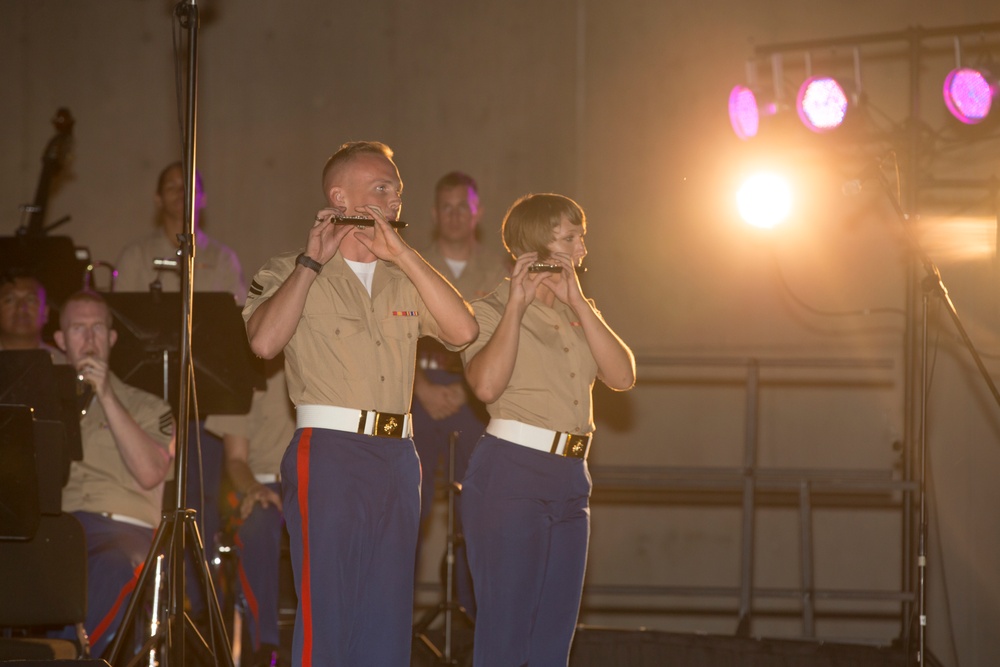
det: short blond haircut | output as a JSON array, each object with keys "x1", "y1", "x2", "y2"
[{"x1": 321, "y1": 141, "x2": 395, "y2": 193}]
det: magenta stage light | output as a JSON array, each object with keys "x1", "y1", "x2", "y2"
[
  {"x1": 943, "y1": 68, "x2": 993, "y2": 125},
  {"x1": 728, "y1": 85, "x2": 759, "y2": 140},
  {"x1": 796, "y1": 76, "x2": 848, "y2": 133}
]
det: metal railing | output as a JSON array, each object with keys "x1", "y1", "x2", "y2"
[{"x1": 582, "y1": 355, "x2": 917, "y2": 639}]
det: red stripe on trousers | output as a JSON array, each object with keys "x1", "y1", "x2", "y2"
[
  {"x1": 90, "y1": 560, "x2": 145, "y2": 648},
  {"x1": 297, "y1": 428, "x2": 314, "y2": 667},
  {"x1": 235, "y1": 533, "x2": 261, "y2": 651}
]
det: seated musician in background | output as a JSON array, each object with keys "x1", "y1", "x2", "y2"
[
  {"x1": 0, "y1": 272, "x2": 65, "y2": 362},
  {"x1": 205, "y1": 356, "x2": 294, "y2": 667},
  {"x1": 115, "y1": 161, "x2": 246, "y2": 297},
  {"x1": 412, "y1": 171, "x2": 509, "y2": 618},
  {"x1": 115, "y1": 160, "x2": 247, "y2": 619},
  {"x1": 55, "y1": 290, "x2": 175, "y2": 657}
]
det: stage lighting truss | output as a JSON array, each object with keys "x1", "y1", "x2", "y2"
[
  {"x1": 943, "y1": 38, "x2": 997, "y2": 125},
  {"x1": 729, "y1": 50, "x2": 860, "y2": 139},
  {"x1": 730, "y1": 24, "x2": 1000, "y2": 142}
]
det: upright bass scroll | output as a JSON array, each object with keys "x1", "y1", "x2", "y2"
[{"x1": 21, "y1": 107, "x2": 75, "y2": 237}]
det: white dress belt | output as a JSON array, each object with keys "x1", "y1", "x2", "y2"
[
  {"x1": 296, "y1": 404, "x2": 412, "y2": 439},
  {"x1": 486, "y1": 418, "x2": 593, "y2": 459}
]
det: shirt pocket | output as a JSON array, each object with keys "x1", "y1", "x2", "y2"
[
  {"x1": 379, "y1": 312, "x2": 420, "y2": 343},
  {"x1": 300, "y1": 312, "x2": 368, "y2": 378},
  {"x1": 322, "y1": 314, "x2": 367, "y2": 341}
]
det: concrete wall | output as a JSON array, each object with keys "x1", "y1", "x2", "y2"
[{"x1": 4, "y1": 1, "x2": 1000, "y2": 663}]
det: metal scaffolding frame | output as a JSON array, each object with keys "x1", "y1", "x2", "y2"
[
  {"x1": 583, "y1": 355, "x2": 916, "y2": 641},
  {"x1": 714, "y1": 23, "x2": 1000, "y2": 659}
]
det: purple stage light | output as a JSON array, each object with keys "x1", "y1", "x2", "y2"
[
  {"x1": 728, "y1": 85, "x2": 759, "y2": 140},
  {"x1": 943, "y1": 68, "x2": 993, "y2": 125},
  {"x1": 796, "y1": 76, "x2": 848, "y2": 133}
]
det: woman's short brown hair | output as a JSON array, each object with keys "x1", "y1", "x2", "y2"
[{"x1": 501, "y1": 193, "x2": 585, "y2": 260}]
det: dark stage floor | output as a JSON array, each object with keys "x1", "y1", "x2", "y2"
[
  {"x1": 409, "y1": 625, "x2": 914, "y2": 667},
  {"x1": 0, "y1": 625, "x2": 916, "y2": 666}
]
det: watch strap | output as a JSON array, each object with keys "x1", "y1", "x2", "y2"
[{"x1": 296, "y1": 253, "x2": 323, "y2": 274}]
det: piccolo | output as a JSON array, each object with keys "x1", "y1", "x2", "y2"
[
  {"x1": 528, "y1": 263, "x2": 587, "y2": 274},
  {"x1": 332, "y1": 215, "x2": 407, "y2": 229}
]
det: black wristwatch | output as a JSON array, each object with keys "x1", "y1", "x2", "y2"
[{"x1": 296, "y1": 253, "x2": 323, "y2": 274}]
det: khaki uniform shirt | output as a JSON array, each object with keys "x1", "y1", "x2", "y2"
[
  {"x1": 116, "y1": 228, "x2": 246, "y2": 301},
  {"x1": 243, "y1": 251, "x2": 458, "y2": 414},
  {"x1": 419, "y1": 241, "x2": 508, "y2": 301},
  {"x1": 205, "y1": 368, "x2": 293, "y2": 476},
  {"x1": 62, "y1": 374, "x2": 175, "y2": 528},
  {"x1": 417, "y1": 241, "x2": 508, "y2": 371},
  {"x1": 461, "y1": 279, "x2": 599, "y2": 435}
]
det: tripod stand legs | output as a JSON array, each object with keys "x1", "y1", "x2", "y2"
[
  {"x1": 412, "y1": 487, "x2": 474, "y2": 666},
  {"x1": 413, "y1": 432, "x2": 474, "y2": 666},
  {"x1": 106, "y1": 509, "x2": 234, "y2": 667}
]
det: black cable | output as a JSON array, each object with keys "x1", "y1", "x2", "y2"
[{"x1": 769, "y1": 248, "x2": 906, "y2": 319}]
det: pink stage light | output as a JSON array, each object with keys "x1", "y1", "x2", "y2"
[
  {"x1": 943, "y1": 68, "x2": 993, "y2": 125},
  {"x1": 796, "y1": 76, "x2": 848, "y2": 133},
  {"x1": 728, "y1": 85, "x2": 759, "y2": 140}
]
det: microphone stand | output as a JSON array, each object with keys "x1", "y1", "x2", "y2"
[
  {"x1": 871, "y1": 171, "x2": 1000, "y2": 667},
  {"x1": 107, "y1": 2, "x2": 234, "y2": 665},
  {"x1": 412, "y1": 431, "x2": 474, "y2": 666}
]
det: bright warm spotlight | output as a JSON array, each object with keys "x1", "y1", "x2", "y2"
[
  {"x1": 737, "y1": 173, "x2": 793, "y2": 229},
  {"x1": 729, "y1": 85, "x2": 760, "y2": 140},
  {"x1": 796, "y1": 76, "x2": 849, "y2": 132},
  {"x1": 943, "y1": 68, "x2": 994, "y2": 124}
]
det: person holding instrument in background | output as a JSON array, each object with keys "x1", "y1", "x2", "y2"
[
  {"x1": 116, "y1": 161, "x2": 247, "y2": 626},
  {"x1": 460, "y1": 193, "x2": 636, "y2": 667},
  {"x1": 55, "y1": 291, "x2": 176, "y2": 658},
  {"x1": 243, "y1": 141, "x2": 478, "y2": 666},
  {"x1": 116, "y1": 161, "x2": 246, "y2": 296}
]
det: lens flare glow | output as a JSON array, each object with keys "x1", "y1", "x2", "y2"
[
  {"x1": 737, "y1": 173, "x2": 793, "y2": 229},
  {"x1": 943, "y1": 68, "x2": 993, "y2": 124},
  {"x1": 916, "y1": 216, "x2": 996, "y2": 262},
  {"x1": 797, "y1": 76, "x2": 849, "y2": 132}
]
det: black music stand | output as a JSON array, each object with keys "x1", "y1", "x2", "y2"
[
  {"x1": 105, "y1": 292, "x2": 261, "y2": 416},
  {"x1": 0, "y1": 235, "x2": 89, "y2": 300},
  {"x1": 0, "y1": 405, "x2": 40, "y2": 540},
  {"x1": 101, "y1": 292, "x2": 258, "y2": 666},
  {"x1": 0, "y1": 349, "x2": 82, "y2": 508},
  {"x1": 0, "y1": 351, "x2": 81, "y2": 540},
  {"x1": 0, "y1": 350, "x2": 81, "y2": 459}
]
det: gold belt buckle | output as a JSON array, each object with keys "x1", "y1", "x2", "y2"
[
  {"x1": 373, "y1": 411, "x2": 406, "y2": 438},
  {"x1": 563, "y1": 434, "x2": 591, "y2": 459}
]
